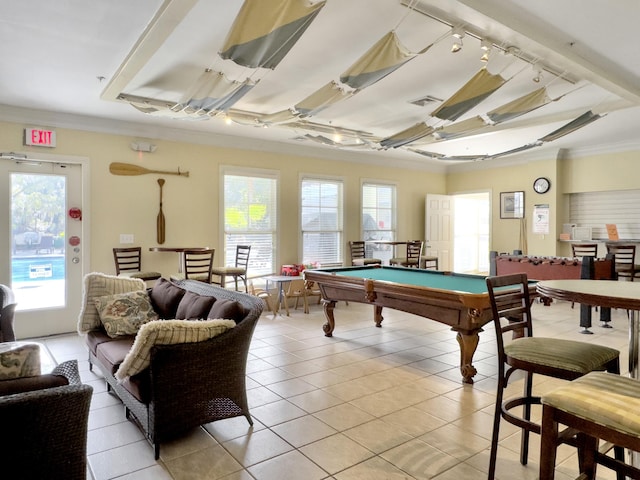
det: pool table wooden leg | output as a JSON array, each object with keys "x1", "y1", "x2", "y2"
[
  {"x1": 322, "y1": 300, "x2": 336, "y2": 337},
  {"x1": 374, "y1": 305, "x2": 384, "y2": 327},
  {"x1": 456, "y1": 330, "x2": 479, "y2": 384}
]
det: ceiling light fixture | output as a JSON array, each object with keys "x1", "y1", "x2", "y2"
[{"x1": 451, "y1": 26, "x2": 465, "y2": 53}]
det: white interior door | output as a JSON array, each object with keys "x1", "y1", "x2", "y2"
[
  {"x1": 0, "y1": 154, "x2": 88, "y2": 338},
  {"x1": 425, "y1": 194, "x2": 454, "y2": 271}
]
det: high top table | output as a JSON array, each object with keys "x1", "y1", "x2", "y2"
[
  {"x1": 149, "y1": 247, "x2": 210, "y2": 273},
  {"x1": 537, "y1": 279, "x2": 640, "y2": 378}
]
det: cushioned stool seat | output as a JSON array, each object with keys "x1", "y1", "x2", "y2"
[
  {"x1": 505, "y1": 337, "x2": 620, "y2": 375},
  {"x1": 540, "y1": 371, "x2": 640, "y2": 480}
]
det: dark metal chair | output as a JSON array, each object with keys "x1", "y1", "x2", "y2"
[{"x1": 485, "y1": 273, "x2": 620, "y2": 480}]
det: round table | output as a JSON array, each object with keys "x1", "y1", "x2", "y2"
[{"x1": 537, "y1": 279, "x2": 640, "y2": 378}]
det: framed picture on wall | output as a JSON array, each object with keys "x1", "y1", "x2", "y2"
[{"x1": 500, "y1": 191, "x2": 524, "y2": 219}]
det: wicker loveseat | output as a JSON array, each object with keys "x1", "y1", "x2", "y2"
[{"x1": 78, "y1": 274, "x2": 263, "y2": 459}]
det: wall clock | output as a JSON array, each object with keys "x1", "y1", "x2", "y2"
[{"x1": 533, "y1": 177, "x2": 551, "y2": 194}]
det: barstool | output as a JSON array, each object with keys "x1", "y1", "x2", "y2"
[
  {"x1": 539, "y1": 371, "x2": 639, "y2": 480},
  {"x1": 485, "y1": 273, "x2": 620, "y2": 480}
]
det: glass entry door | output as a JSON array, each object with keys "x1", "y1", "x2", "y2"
[{"x1": 0, "y1": 156, "x2": 86, "y2": 337}]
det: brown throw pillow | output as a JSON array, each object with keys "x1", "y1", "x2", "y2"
[
  {"x1": 175, "y1": 291, "x2": 216, "y2": 320},
  {"x1": 149, "y1": 278, "x2": 186, "y2": 319},
  {"x1": 207, "y1": 298, "x2": 243, "y2": 322}
]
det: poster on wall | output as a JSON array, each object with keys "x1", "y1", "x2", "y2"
[{"x1": 533, "y1": 204, "x2": 550, "y2": 234}]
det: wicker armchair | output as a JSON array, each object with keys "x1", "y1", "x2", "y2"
[
  {"x1": 87, "y1": 280, "x2": 263, "y2": 459},
  {"x1": 0, "y1": 360, "x2": 93, "y2": 480},
  {"x1": 0, "y1": 283, "x2": 16, "y2": 342}
]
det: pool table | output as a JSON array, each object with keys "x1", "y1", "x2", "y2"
[{"x1": 303, "y1": 265, "x2": 538, "y2": 384}]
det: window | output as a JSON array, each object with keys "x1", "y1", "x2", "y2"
[
  {"x1": 222, "y1": 170, "x2": 277, "y2": 277},
  {"x1": 301, "y1": 177, "x2": 343, "y2": 266},
  {"x1": 362, "y1": 182, "x2": 396, "y2": 262}
]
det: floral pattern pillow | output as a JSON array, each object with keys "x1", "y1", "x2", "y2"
[
  {"x1": 0, "y1": 342, "x2": 41, "y2": 380},
  {"x1": 94, "y1": 290, "x2": 159, "y2": 338}
]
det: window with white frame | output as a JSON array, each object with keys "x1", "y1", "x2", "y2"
[
  {"x1": 362, "y1": 182, "x2": 396, "y2": 261},
  {"x1": 301, "y1": 177, "x2": 343, "y2": 266},
  {"x1": 222, "y1": 170, "x2": 278, "y2": 277}
]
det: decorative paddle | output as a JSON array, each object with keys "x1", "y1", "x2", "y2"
[
  {"x1": 157, "y1": 179, "x2": 166, "y2": 244},
  {"x1": 109, "y1": 162, "x2": 189, "y2": 177}
]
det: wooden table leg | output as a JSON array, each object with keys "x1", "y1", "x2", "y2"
[
  {"x1": 322, "y1": 300, "x2": 336, "y2": 337},
  {"x1": 456, "y1": 330, "x2": 480, "y2": 384}
]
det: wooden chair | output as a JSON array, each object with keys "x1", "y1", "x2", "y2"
[
  {"x1": 539, "y1": 371, "x2": 637, "y2": 480},
  {"x1": 348, "y1": 241, "x2": 381, "y2": 266},
  {"x1": 571, "y1": 243, "x2": 598, "y2": 258},
  {"x1": 570, "y1": 243, "x2": 599, "y2": 309},
  {"x1": 113, "y1": 247, "x2": 161, "y2": 282},
  {"x1": 390, "y1": 240, "x2": 422, "y2": 268},
  {"x1": 211, "y1": 245, "x2": 251, "y2": 292},
  {"x1": 249, "y1": 281, "x2": 274, "y2": 315},
  {"x1": 420, "y1": 255, "x2": 439, "y2": 270},
  {"x1": 606, "y1": 243, "x2": 640, "y2": 281},
  {"x1": 282, "y1": 278, "x2": 309, "y2": 315},
  {"x1": 304, "y1": 280, "x2": 322, "y2": 311},
  {"x1": 171, "y1": 248, "x2": 215, "y2": 283},
  {"x1": 485, "y1": 273, "x2": 620, "y2": 480}
]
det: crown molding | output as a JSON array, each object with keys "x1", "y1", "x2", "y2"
[{"x1": 0, "y1": 104, "x2": 447, "y2": 174}]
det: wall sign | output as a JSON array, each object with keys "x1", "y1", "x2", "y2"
[
  {"x1": 533, "y1": 204, "x2": 550, "y2": 234},
  {"x1": 24, "y1": 127, "x2": 56, "y2": 147}
]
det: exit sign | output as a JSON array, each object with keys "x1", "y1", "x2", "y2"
[{"x1": 24, "y1": 127, "x2": 56, "y2": 147}]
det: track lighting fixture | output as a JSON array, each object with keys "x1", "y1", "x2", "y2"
[
  {"x1": 532, "y1": 63, "x2": 543, "y2": 83},
  {"x1": 480, "y1": 39, "x2": 492, "y2": 62},
  {"x1": 451, "y1": 26, "x2": 465, "y2": 53}
]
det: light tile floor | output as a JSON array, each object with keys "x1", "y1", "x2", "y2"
[{"x1": 36, "y1": 298, "x2": 631, "y2": 479}]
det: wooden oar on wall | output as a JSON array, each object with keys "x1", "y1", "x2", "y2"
[
  {"x1": 109, "y1": 162, "x2": 189, "y2": 177},
  {"x1": 157, "y1": 179, "x2": 166, "y2": 244}
]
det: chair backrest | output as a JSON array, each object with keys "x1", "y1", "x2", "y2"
[
  {"x1": 486, "y1": 273, "x2": 534, "y2": 353},
  {"x1": 349, "y1": 241, "x2": 366, "y2": 261},
  {"x1": 0, "y1": 382, "x2": 93, "y2": 479},
  {"x1": 113, "y1": 247, "x2": 143, "y2": 275},
  {"x1": 285, "y1": 278, "x2": 306, "y2": 296},
  {"x1": 0, "y1": 284, "x2": 15, "y2": 309},
  {"x1": 407, "y1": 240, "x2": 423, "y2": 262},
  {"x1": 606, "y1": 244, "x2": 636, "y2": 271},
  {"x1": 183, "y1": 248, "x2": 215, "y2": 283},
  {"x1": 235, "y1": 245, "x2": 251, "y2": 269},
  {"x1": 572, "y1": 243, "x2": 598, "y2": 258}
]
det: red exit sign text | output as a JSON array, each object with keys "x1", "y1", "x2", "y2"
[{"x1": 24, "y1": 128, "x2": 56, "y2": 147}]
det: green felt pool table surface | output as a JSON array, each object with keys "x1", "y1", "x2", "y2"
[{"x1": 330, "y1": 266, "x2": 490, "y2": 293}]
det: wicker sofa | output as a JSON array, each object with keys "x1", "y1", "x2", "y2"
[{"x1": 78, "y1": 274, "x2": 263, "y2": 459}]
